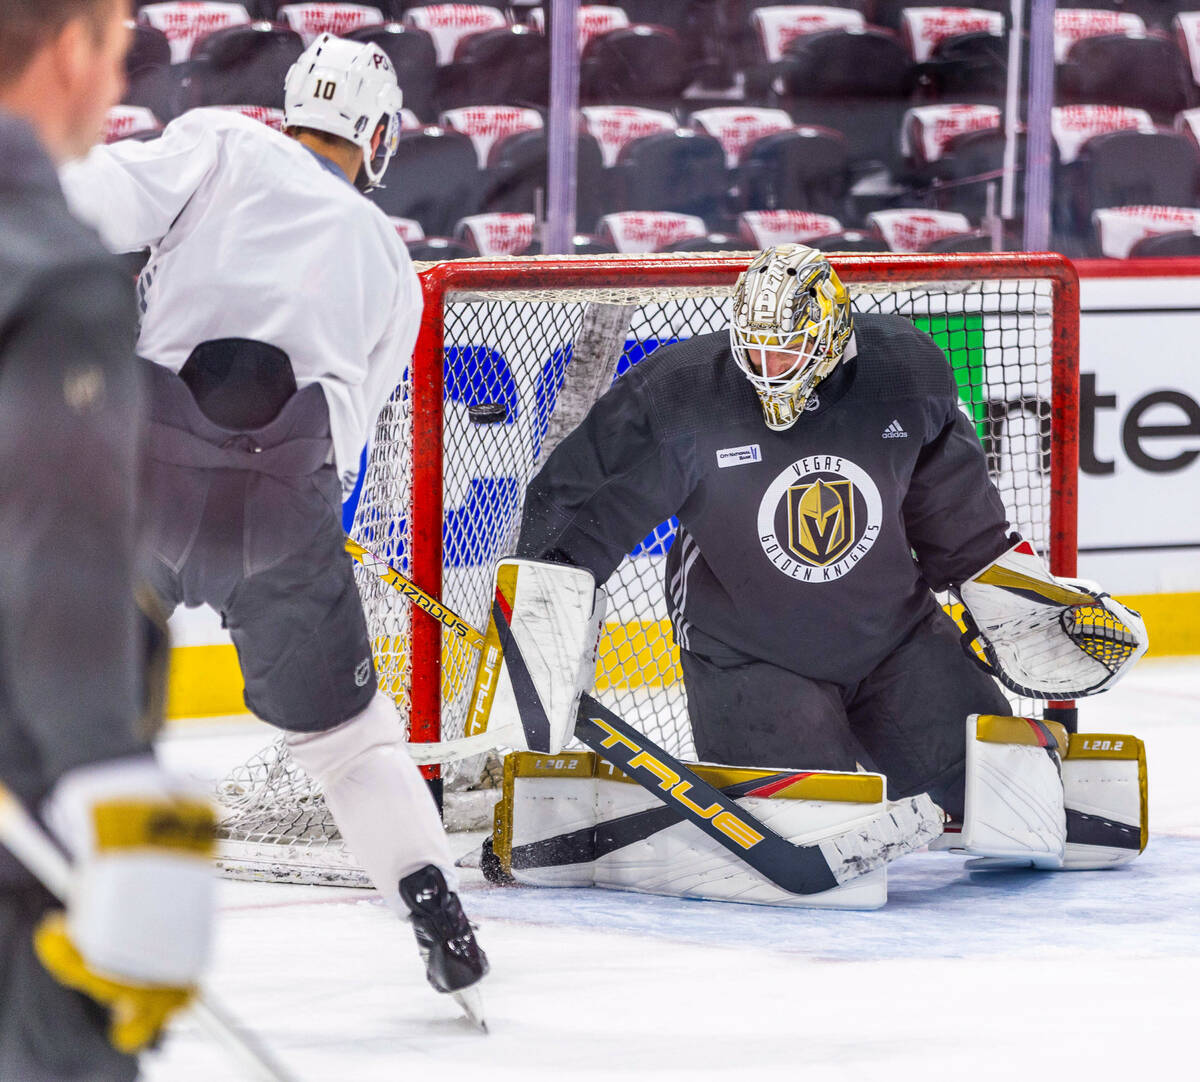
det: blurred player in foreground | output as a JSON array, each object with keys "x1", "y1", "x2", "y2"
[
  {"x1": 60, "y1": 33, "x2": 488, "y2": 1024},
  {"x1": 0, "y1": 2, "x2": 218, "y2": 1078},
  {"x1": 514, "y1": 244, "x2": 1148, "y2": 897}
]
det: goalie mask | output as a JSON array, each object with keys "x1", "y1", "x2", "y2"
[
  {"x1": 284, "y1": 34, "x2": 403, "y2": 191},
  {"x1": 730, "y1": 245, "x2": 854, "y2": 431}
]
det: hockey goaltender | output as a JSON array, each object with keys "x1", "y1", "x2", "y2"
[{"x1": 478, "y1": 244, "x2": 1152, "y2": 908}]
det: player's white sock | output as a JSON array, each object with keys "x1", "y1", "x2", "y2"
[{"x1": 285, "y1": 692, "x2": 457, "y2": 911}]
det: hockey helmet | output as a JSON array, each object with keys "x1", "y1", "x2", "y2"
[
  {"x1": 284, "y1": 34, "x2": 403, "y2": 191},
  {"x1": 730, "y1": 245, "x2": 853, "y2": 431}
]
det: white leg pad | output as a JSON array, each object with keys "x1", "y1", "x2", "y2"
[
  {"x1": 286, "y1": 692, "x2": 457, "y2": 911},
  {"x1": 960, "y1": 714, "x2": 1067, "y2": 870}
]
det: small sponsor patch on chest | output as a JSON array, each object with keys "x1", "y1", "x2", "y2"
[{"x1": 716, "y1": 443, "x2": 762, "y2": 468}]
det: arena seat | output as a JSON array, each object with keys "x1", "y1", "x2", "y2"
[
  {"x1": 872, "y1": 0, "x2": 1008, "y2": 32},
  {"x1": 612, "y1": 128, "x2": 728, "y2": 227},
  {"x1": 807, "y1": 228, "x2": 890, "y2": 251},
  {"x1": 596, "y1": 210, "x2": 708, "y2": 253},
  {"x1": 579, "y1": 25, "x2": 690, "y2": 109},
  {"x1": 442, "y1": 105, "x2": 544, "y2": 168},
  {"x1": 899, "y1": 6, "x2": 1004, "y2": 64},
  {"x1": 921, "y1": 228, "x2": 994, "y2": 252},
  {"x1": 1093, "y1": 204, "x2": 1200, "y2": 256},
  {"x1": 342, "y1": 23, "x2": 438, "y2": 122},
  {"x1": 276, "y1": 4, "x2": 385, "y2": 46},
  {"x1": 455, "y1": 212, "x2": 537, "y2": 256},
  {"x1": 123, "y1": 22, "x2": 178, "y2": 122},
  {"x1": 1052, "y1": 8, "x2": 1147, "y2": 61},
  {"x1": 1058, "y1": 33, "x2": 1197, "y2": 120},
  {"x1": 734, "y1": 126, "x2": 850, "y2": 218},
  {"x1": 1174, "y1": 13, "x2": 1200, "y2": 94},
  {"x1": 689, "y1": 106, "x2": 794, "y2": 169},
  {"x1": 659, "y1": 232, "x2": 750, "y2": 252},
  {"x1": 1069, "y1": 130, "x2": 1200, "y2": 229},
  {"x1": 183, "y1": 22, "x2": 306, "y2": 110},
  {"x1": 1127, "y1": 227, "x2": 1200, "y2": 256},
  {"x1": 137, "y1": 2, "x2": 252, "y2": 64},
  {"x1": 737, "y1": 209, "x2": 844, "y2": 247},
  {"x1": 929, "y1": 126, "x2": 1021, "y2": 223},
  {"x1": 437, "y1": 24, "x2": 550, "y2": 110},
  {"x1": 368, "y1": 126, "x2": 480, "y2": 235},
  {"x1": 779, "y1": 27, "x2": 916, "y2": 177},
  {"x1": 867, "y1": 207, "x2": 975, "y2": 251},
  {"x1": 527, "y1": 5, "x2": 630, "y2": 53},
  {"x1": 924, "y1": 29, "x2": 1010, "y2": 105},
  {"x1": 479, "y1": 129, "x2": 607, "y2": 230},
  {"x1": 406, "y1": 236, "x2": 477, "y2": 261},
  {"x1": 103, "y1": 105, "x2": 163, "y2": 144},
  {"x1": 582, "y1": 105, "x2": 677, "y2": 168},
  {"x1": 403, "y1": 4, "x2": 508, "y2": 66}
]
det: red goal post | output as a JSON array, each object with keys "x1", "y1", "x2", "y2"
[{"x1": 394, "y1": 251, "x2": 1080, "y2": 768}]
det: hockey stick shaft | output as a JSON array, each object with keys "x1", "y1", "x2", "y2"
[
  {"x1": 344, "y1": 537, "x2": 485, "y2": 649},
  {"x1": 0, "y1": 785, "x2": 300, "y2": 1082},
  {"x1": 347, "y1": 545, "x2": 851, "y2": 894}
]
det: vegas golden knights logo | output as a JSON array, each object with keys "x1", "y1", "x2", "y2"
[
  {"x1": 758, "y1": 455, "x2": 882, "y2": 582},
  {"x1": 787, "y1": 478, "x2": 854, "y2": 566}
]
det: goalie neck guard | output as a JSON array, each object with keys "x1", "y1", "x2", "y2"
[
  {"x1": 283, "y1": 34, "x2": 403, "y2": 191},
  {"x1": 730, "y1": 244, "x2": 854, "y2": 431}
]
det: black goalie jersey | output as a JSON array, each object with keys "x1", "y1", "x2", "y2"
[{"x1": 517, "y1": 314, "x2": 1013, "y2": 686}]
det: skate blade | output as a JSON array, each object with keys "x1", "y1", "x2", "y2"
[{"x1": 452, "y1": 985, "x2": 488, "y2": 1033}]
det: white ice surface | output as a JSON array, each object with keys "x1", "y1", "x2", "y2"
[{"x1": 147, "y1": 659, "x2": 1200, "y2": 1082}]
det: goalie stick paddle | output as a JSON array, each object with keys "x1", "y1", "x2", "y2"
[
  {"x1": 574, "y1": 695, "x2": 839, "y2": 895},
  {"x1": 0, "y1": 784, "x2": 300, "y2": 1082}
]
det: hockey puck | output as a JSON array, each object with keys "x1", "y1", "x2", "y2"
[{"x1": 468, "y1": 402, "x2": 508, "y2": 424}]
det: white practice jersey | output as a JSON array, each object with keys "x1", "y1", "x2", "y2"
[{"x1": 60, "y1": 108, "x2": 420, "y2": 493}]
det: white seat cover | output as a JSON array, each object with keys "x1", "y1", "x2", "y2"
[
  {"x1": 690, "y1": 107, "x2": 794, "y2": 168},
  {"x1": 867, "y1": 208, "x2": 973, "y2": 251},
  {"x1": 598, "y1": 211, "x2": 707, "y2": 253},
  {"x1": 738, "y1": 209, "x2": 842, "y2": 247},
  {"x1": 404, "y1": 4, "x2": 509, "y2": 64},
  {"x1": 137, "y1": 2, "x2": 251, "y2": 63},
  {"x1": 440, "y1": 106, "x2": 544, "y2": 167}
]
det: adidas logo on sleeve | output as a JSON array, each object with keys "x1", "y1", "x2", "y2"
[{"x1": 882, "y1": 419, "x2": 908, "y2": 439}]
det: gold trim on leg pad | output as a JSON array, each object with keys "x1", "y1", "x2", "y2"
[
  {"x1": 1063, "y1": 733, "x2": 1148, "y2": 863},
  {"x1": 974, "y1": 714, "x2": 1069, "y2": 754}
]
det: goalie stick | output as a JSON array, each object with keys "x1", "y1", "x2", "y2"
[
  {"x1": 348, "y1": 539, "x2": 940, "y2": 894},
  {"x1": 0, "y1": 783, "x2": 300, "y2": 1082}
]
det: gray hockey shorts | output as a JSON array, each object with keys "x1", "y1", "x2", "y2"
[
  {"x1": 0, "y1": 886, "x2": 138, "y2": 1082},
  {"x1": 679, "y1": 607, "x2": 1011, "y2": 820},
  {"x1": 142, "y1": 364, "x2": 376, "y2": 733}
]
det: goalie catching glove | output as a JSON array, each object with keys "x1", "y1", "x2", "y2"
[
  {"x1": 954, "y1": 538, "x2": 1148, "y2": 699},
  {"x1": 37, "y1": 756, "x2": 217, "y2": 1053}
]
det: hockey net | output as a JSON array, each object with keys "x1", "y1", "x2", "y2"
[{"x1": 215, "y1": 252, "x2": 1079, "y2": 885}]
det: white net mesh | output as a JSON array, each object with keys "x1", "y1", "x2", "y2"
[{"x1": 215, "y1": 255, "x2": 1070, "y2": 885}]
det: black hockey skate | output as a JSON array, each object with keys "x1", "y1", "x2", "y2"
[{"x1": 399, "y1": 865, "x2": 489, "y2": 1031}]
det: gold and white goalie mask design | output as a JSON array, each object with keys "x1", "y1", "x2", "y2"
[{"x1": 730, "y1": 244, "x2": 854, "y2": 431}]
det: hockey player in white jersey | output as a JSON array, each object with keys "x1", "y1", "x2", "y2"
[{"x1": 60, "y1": 35, "x2": 488, "y2": 1022}]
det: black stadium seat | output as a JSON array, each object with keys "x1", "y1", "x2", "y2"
[
  {"x1": 480, "y1": 129, "x2": 607, "y2": 231},
  {"x1": 1058, "y1": 34, "x2": 1197, "y2": 121},
  {"x1": 183, "y1": 22, "x2": 305, "y2": 110},
  {"x1": 734, "y1": 126, "x2": 849, "y2": 218},
  {"x1": 438, "y1": 25, "x2": 550, "y2": 111},
  {"x1": 369, "y1": 127, "x2": 480, "y2": 236},
  {"x1": 779, "y1": 28, "x2": 915, "y2": 176},
  {"x1": 123, "y1": 22, "x2": 178, "y2": 123},
  {"x1": 1128, "y1": 229, "x2": 1200, "y2": 256},
  {"x1": 1072, "y1": 129, "x2": 1200, "y2": 215},
  {"x1": 932, "y1": 128, "x2": 1024, "y2": 223},
  {"x1": 406, "y1": 236, "x2": 477, "y2": 261},
  {"x1": 660, "y1": 232, "x2": 750, "y2": 252},
  {"x1": 343, "y1": 23, "x2": 438, "y2": 122},
  {"x1": 925, "y1": 30, "x2": 1010, "y2": 106},
  {"x1": 807, "y1": 229, "x2": 890, "y2": 251},
  {"x1": 613, "y1": 128, "x2": 728, "y2": 228},
  {"x1": 580, "y1": 25, "x2": 690, "y2": 109}
]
